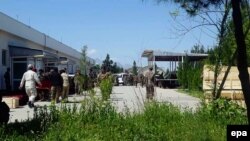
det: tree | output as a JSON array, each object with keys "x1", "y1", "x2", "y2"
[
  {"x1": 102, "y1": 54, "x2": 113, "y2": 72},
  {"x1": 177, "y1": 45, "x2": 206, "y2": 90},
  {"x1": 79, "y1": 45, "x2": 89, "y2": 91},
  {"x1": 80, "y1": 45, "x2": 88, "y2": 76},
  {"x1": 101, "y1": 54, "x2": 123, "y2": 73},
  {"x1": 191, "y1": 44, "x2": 205, "y2": 53},
  {"x1": 231, "y1": 0, "x2": 250, "y2": 124},
  {"x1": 158, "y1": 0, "x2": 231, "y2": 99},
  {"x1": 132, "y1": 61, "x2": 138, "y2": 75},
  {"x1": 92, "y1": 64, "x2": 101, "y2": 74},
  {"x1": 155, "y1": 0, "x2": 250, "y2": 123}
]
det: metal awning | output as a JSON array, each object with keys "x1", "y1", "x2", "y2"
[
  {"x1": 34, "y1": 51, "x2": 59, "y2": 59},
  {"x1": 58, "y1": 57, "x2": 76, "y2": 64},
  {"x1": 9, "y1": 46, "x2": 43, "y2": 57},
  {"x1": 142, "y1": 50, "x2": 208, "y2": 61}
]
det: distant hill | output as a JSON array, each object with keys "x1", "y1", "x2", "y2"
[{"x1": 95, "y1": 58, "x2": 102, "y2": 65}]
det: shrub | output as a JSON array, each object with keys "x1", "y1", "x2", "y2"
[
  {"x1": 99, "y1": 76, "x2": 113, "y2": 101},
  {"x1": 0, "y1": 97, "x2": 248, "y2": 141},
  {"x1": 199, "y1": 98, "x2": 247, "y2": 124}
]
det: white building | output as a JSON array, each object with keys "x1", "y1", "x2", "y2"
[{"x1": 0, "y1": 12, "x2": 94, "y2": 90}]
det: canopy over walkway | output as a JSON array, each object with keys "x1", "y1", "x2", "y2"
[
  {"x1": 141, "y1": 50, "x2": 208, "y2": 62},
  {"x1": 141, "y1": 50, "x2": 208, "y2": 88}
]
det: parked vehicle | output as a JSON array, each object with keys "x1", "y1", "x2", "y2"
[{"x1": 117, "y1": 73, "x2": 129, "y2": 86}]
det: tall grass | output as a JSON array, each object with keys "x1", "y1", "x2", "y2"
[{"x1": 0, "y1": 97, "x2": 247, "y2": 141}]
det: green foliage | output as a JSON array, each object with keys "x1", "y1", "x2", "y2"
[
  {"x1": 177, "y1": 56, "x2": 203, "y2": 90},
  {"x1": 100, "y1": 76, "x2": 113, "y2": 101},
  {"x1": 178, "y1": 89, "x2": 204, "y2": 99},
  {"x1": 111, "y1": 62, "x2": 123, "y2": 73},
  {"x1": 191, "y1": 44, "x2": 205, "y2": 53},
  {"x1": 0, "y1": 97, "x2": 248, "y2": 141},
  {"x1": 102, "y1": 54, "x2": 112, "y2": 72},
  {"x1": 102, "y1": 54, "x2": 123, "y2": 73},
  {"x1": 200, "y1": 98, "x2": 247, "y2": 124},
  {"x1": 92, "y1": 64, "x2": 101, "y2": 74},
  {"x1": 78, "y1": 75, "x2": 89, "y2": 91},
  {"x1": 80, "y1": 45, "x2": 88, "y2": 76},
  {"x1": 132, "y1": 60, "x2": 138, "y2": 75},
  {"x1": 0, "y1": 105, "x2": 59, "y2": 141}
]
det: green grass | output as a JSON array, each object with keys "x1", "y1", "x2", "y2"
[
  {"x1": 178, "y1": 89, "x2": 205, "y2": 99},
  {"x1": 0, "y1": 96, "x2": 247, "y2": 141}
]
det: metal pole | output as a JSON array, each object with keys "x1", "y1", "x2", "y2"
[{"x1": 153, "y1": 55, "x2": 156, "y2": 74}]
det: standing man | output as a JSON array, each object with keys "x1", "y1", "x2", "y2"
[
  {"x1": 74, "y1": 70, "x2": 82, "y2": 95},
  {"x1": 133, "y1": 74, "x2": 138, "y2": 87},
  {"x1": 89, "y1": 68, "x2": 97, "y2": 89},
  {"x1": 139, "y1": 74, "x2": 144, "y2": 88},
  {"x1": 4, "y1": 68, "x2": 11, "y2": 92},
  {"x1": 97, "y1": 67, "x2": 109, "y2": 85},
  {"x1": 48, "y1": 68, "x2": 63, "y2": 104},
  {"x1": 19, "y1": 64, "x2": 42, "y2": 108},
  {"x1": 145, "y1": 67, "x2": 155, "y2": 100},
  {"x1": 60, "y1": 69, "x2": 69, "y2": 102}
]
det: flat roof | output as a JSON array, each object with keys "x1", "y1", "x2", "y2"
[
  {"x1": 142, "y1": 50, "x2": 208, "y2": 61},
  {"x1": 0, "y1": 12, "x2": 95, "y2": 64}
]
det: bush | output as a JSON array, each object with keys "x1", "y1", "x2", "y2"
[
  {"x1": 200, "y1": 98, "x2": 247, "y2": 124},
  {"x1": 177, "y1": 58, "x2": 203, "y2": 91},
  {"x1": 99, "y1": 76, "x2": 113, "y2": 101},
  {"x1": 0, "y1": 97, "x2": 248, "y2": 140}
]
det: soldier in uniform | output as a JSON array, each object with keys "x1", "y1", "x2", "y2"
[
  {"x1": 74, "y1": 70, "x2": 82, "y2": 95},
  {"x1": 139, "y1": 74, "x2": 145, "y2": 87},
  {"x1": 97, "y1": 67, "x2": 106, "y2": 85},
  {"x1": 133, "y1": 74, "x2": 138, "y2": 87},
  {"x1": 89, "y1": 68, "x2": 97, "y2": 89},
  {"x1": 145, "y1": 67, "x2": 155, "y2": 100}
]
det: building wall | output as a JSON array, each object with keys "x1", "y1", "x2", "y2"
[
  {"x1": 0, "y1": 30, "x2": 81, "y2": 89},
  {"x1": 0, "y1": 12, "x2": 95, "y2": 90},
  {"x1": 0, "y1": 30, "x2": 44, "y2": 89},
  {"x1": 0, "y1": 12, "x2": 81, "y2": 60}
]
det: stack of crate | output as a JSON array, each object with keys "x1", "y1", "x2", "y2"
[
  {"x1": 203, "y1": 65, "x2": 246, "y2": 108},
  {"x1": 2, "y1": 96, "x2": 19, "y2": 109}
]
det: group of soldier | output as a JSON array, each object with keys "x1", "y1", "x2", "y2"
[
  {"x1": 113, "y1": 67, "x2": 155, "y2": 100},
  {"x1": 17, "y1": 64, "x2": 155, "y2": 108},
  {"x1": 18, "y1": 64, "x2": 73, "y2": 107}
]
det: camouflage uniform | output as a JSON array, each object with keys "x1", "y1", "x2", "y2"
[
  {"x1": 133, "y1": 75, "x2": 138, "y2": 87},
  {"x1": 97, "y1": 72, "x2": 111, "y2": 85},
  {"x1": 139, "y1": 74, "x2": 144, "y2": 87},
  {"x1": 74, "y1": 72, "x2": 81, "y2": 95},
  {"x1": 89, "y1": 69, "x2": 97, "y2": 89},
  {"x1": 145, "y1": 69, "x2": 155, "y2": 100}
]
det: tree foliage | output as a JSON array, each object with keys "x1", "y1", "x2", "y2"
[
  {"x1": 101, "y1": 54, "x2": 123, "y2": 73},
  {"x1": 155, "y1": 0, "x2": 250, "y2": 123},
  {"x1": 132, "y1": 61, "x2": 138, "y2": 75},
  {"x1": 177, "y1": 45, "x2": 205, "y2": 90},
  {"x1": 80, "y1": 45, "x2": 88, "y2": 76}
]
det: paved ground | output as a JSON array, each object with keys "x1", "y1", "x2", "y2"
[{"x1": 8, "y1": 86, "x2": 201, "y2": 123}]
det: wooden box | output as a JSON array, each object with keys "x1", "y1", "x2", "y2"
[{"x1": 2, "y1": 97, "x2": 19, "y2": 109}]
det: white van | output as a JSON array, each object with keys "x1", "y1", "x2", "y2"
[{"x1": 117, "y1": 73, "x2": 128, "y2": 85}]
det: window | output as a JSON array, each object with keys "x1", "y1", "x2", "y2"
[{"x1": 2, "y1": 49, "x2": 7, "y2": 66}]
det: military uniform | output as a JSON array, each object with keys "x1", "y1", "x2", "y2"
[
  {"x1": 133, "y1": 75, "x2": 138, "y2": 87},
  {"x1": 145, "y1": 69, "x2": 155, "y2": 100},
  {"x1": 74, "y1": 73, "x2": 81, "y2": 95},
  {"x1": 139, "y1": 74, "x2": 144, "y2": 87}
]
